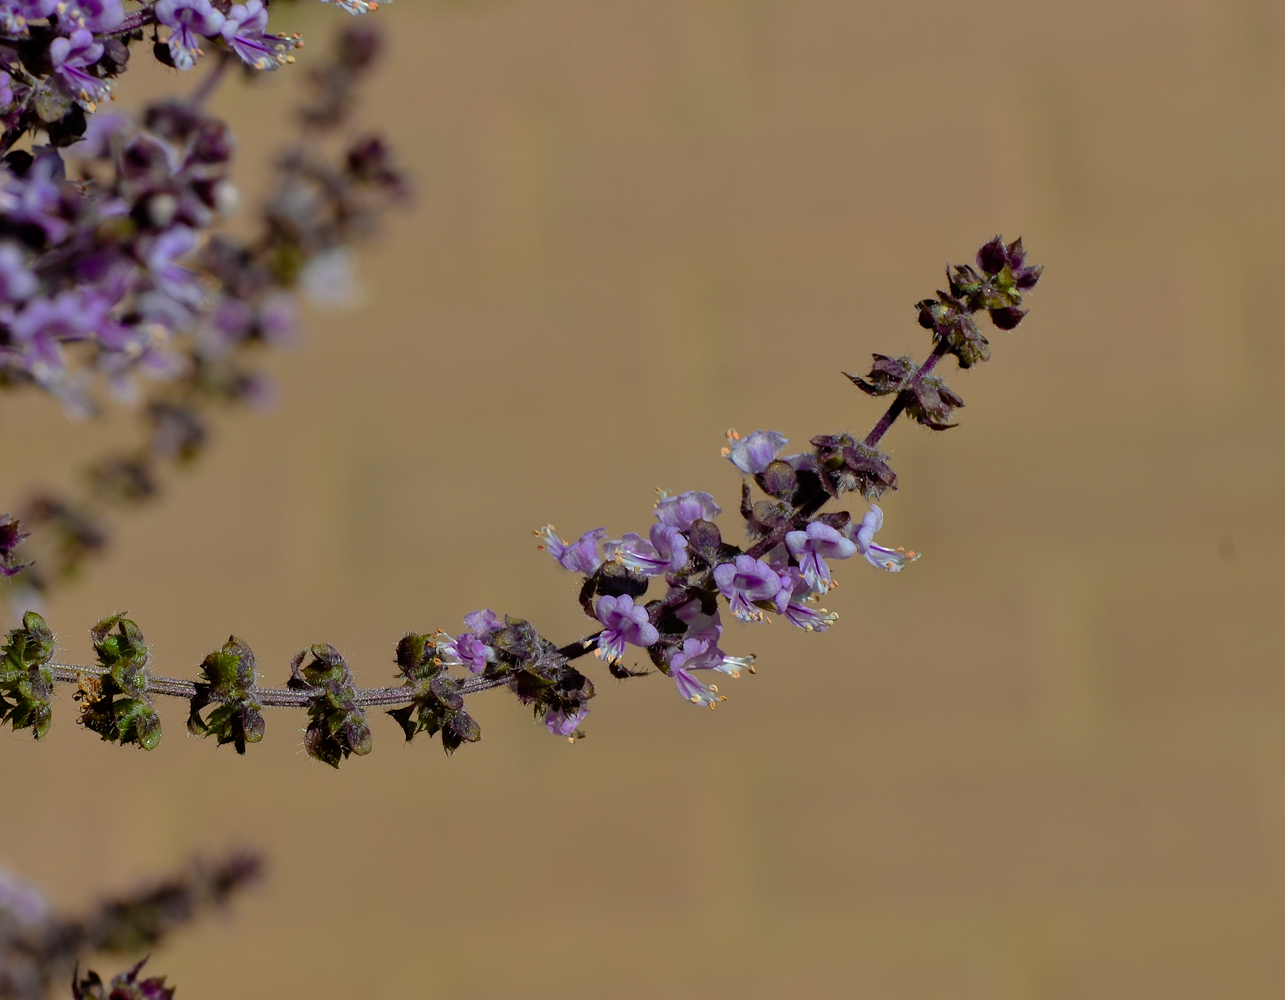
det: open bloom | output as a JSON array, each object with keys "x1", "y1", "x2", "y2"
[
  {"x1": 723, "y1": 429, "x2": 788, "y2": 475},
  {"x1": 436, "y1": 608, "x2": 502, "y2": 673},
  {"x1": 654, "y1": 489, "x2": 721, "y2": 530},
  {"x1": 667, "y1": 639, "x2": 724, "y2": 707},
  {"x1": 773, "y1": 567, "x2": 839, "y2": 632},
  {"x1": 843, "y1": 505, "x2": 919, "y2": 572},
  {"x1": 222, "y1": 2, "x2": 299, "y2": 70},
  {"x1": 0, "y1": 244, "x2": 36, "y2": 303},
  {"x1": 545, "y1": 706, "x2": 588, "y2": 737},
  {"x1": 49, "y1": 28, "x2": 110, "y2": 102},
  {"x1": 156, "y1": 0, "x2": 226, "y2": 71},
  {"x1": 537, "y1": 525, "x2": 606, "y2": 574},
  {"x1": 606, "y1": 523, "x2": 688, "y2": 576},
  {"x1": 593, "y1": 594, "x2": 658, "y2": 663},
  {"x1": 785, "y1": 520, "x2": 857, "y2": 593},
  {"x1": 712, "y1": 554, "x2": 782, "y2": 621}
]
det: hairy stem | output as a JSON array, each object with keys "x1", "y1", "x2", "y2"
[
  {"x1": 49, "y1": 663, "x2": 505, "y2": 707},
  {"x1": 862, "y1": 338, "x2": 949, "y2": 448},
  {"x1": 110, "y1": 8, "x2": 158, "y2": 36}
]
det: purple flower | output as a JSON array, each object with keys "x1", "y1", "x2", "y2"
[
  {"x1": 221, "y1": 1, "x2": 299, "y2": 71},
  {"x1": 49, "y1": 28, "x2": 109, "y2": 103},
  {"x1": 77, "y1": 110, "x2": 132, "y2": 159},
  {"x1": 5, "y1": 149, "x2": 70, "y2": 244},
  {"x1": 545, "y1": 706, "x2": 588, "y2": 737},
  {"x1": 593, "y1": 594, "x2": 659, "y2": 663},
  {"x1": 66, "y1": 0, "x2": 124, "y2": 32},
  {"x1": 443, "y1": 633, "x2": 492, "y2": 674},
  {"x1": 654, "y1": 489, "x2": 721, "y2": 530},
  {"x1": 668, "y1": 640, "x2": 725, "y2": 708},
  {"x1": 712, "y1": 554, "x2": 782, "y2": 622},
  {"x1": 9, "y1": 0, "x2": 57, "y2": 19},
  {"x1": 0, "y1": 868, "x2": 49, "y2": 926},
  {"x1": 0, "y1": 243, "x2": 37, "y2": 303},
  {"x1": 155, "y1": 0, "x2": 226, "y2": 71},
  {"x1": 773, "y1": 567, "x2": 838, "y2": 632},
  {"x1": 785, "y1": 520, "x2": 857, "y2": 593},
  {"x1": 0, "y1": 72, "x2": 13, "y2": 112},
  {"x1": 145, "y1": 226, "x2": 205, "y2": 307},
  {"x1": 722, "y1": 428, "x2": 787, "y2": 475},
  {"x1": 436, "y1": 608, "x2": 502, "y2": 673},
  {"x1": 843, "y1": 505, "x2": 919, "y2": 572},
  {"x1": 8, "y1": 290, "x2": 106, "y2": 383},
  {"x1": 606, "y1": 523, "x2": 688, "y2": 576},
  {"x1": 536, "y1": 525, "x2": 605, "y2": 575},
  {"x1": 462, "y1": 608, "x2": 502, "y2": 636}
]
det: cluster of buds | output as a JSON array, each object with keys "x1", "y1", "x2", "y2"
[{"x1": 0, "y1": 237, "x2": 1041, "y2": 763}]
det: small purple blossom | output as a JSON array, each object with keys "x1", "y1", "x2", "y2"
[
  {"x1": 145, "y1": 226, "x2": 204, "y2": 307},
  {"x1": 48, "y1": 28, "x2": 109, "y2": 103},
  {"x1": 66, "y1": 0, "x2": 124, "y2": 32},
  {"x1": 654, "y1": 489, "x2": 721, "y2": 530},
  {"x1": 462, "y1": 608, "x2": 502, "y2": 637},
  {"x1": 723, "y1": 428, "x2": 788, "y2": 475},
  {"x1": 545, "y1": 706, "x2": 588, "y2": 737},
  {"x1": 7, "y1": 290, "x2": 107, "y2": 383},
  {"x1": 436, "y1": 608, "x2": 502, "y2": 673},
  {"x1": 593, "y1": 594, "x2": 659, "y2": 663},
  {"x1": 222, "y1": 1, "x2": 299, "y2": 71},
  {"x1": 668, "y1": 640, "x2": 724, "y2": 707},
  {"x1": 606, "y1": 523, "x2": 688, "y2": 576},
  {"x1": 773, "y1": 567, "x2": 838, "y2": 632},
  {"x1": 843, "y1": 505, "x2": 919, "y2": 572},
  {"x1": 0, "y1": 867, "x2": 49, "y2": 926},
  {"x1": 5, "y1": 150, "x2": 71, "y2": 244},
  {"x1": 785, "y1": 520, "x2": 857, "y2": 593},
  {"x1": 536, "y1": 525, "x2": 606, "y2": 575},
  {"x1": 155, "y1": 0, "x2": 226, "y2": 72},
  {"x1": 9, "y1": 0, "x2": 57, "y2": 19},
  {"x1": 0, "y1": 243, "x2": 37, "y2": 302},
  {"x1": 712, "y1": 554, "x2": 782, "y2": 622}
]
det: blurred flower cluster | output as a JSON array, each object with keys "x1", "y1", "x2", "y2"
[
  {"x1": 0, "y1": 3, "x2": 407, "y2": 600},
  {"x1": 0, "y1": 852, "x2": 260, "y2": 1000}
]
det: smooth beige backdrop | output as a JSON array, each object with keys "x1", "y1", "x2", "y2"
[{"x1": 3, "y1": 1, "x2": 1285, "y2": 997}]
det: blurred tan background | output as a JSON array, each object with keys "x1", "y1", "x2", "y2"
[{"x1": 4, "y1": 0, "x2": 1285, "y2": 996}]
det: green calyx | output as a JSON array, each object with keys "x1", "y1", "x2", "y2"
[{"x1": 0, "y1": 611, "x2": 57, "y2": 740}]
